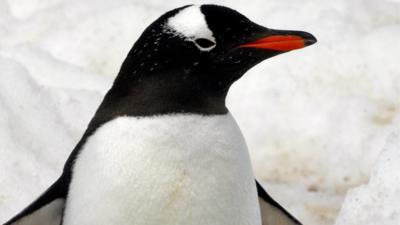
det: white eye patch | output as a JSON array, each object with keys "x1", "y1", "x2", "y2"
[{"x1": 165, "y1": 5, "x2": 216, "y2": 51}]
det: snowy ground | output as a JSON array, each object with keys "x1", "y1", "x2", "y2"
[{"x1": 1, "y1": 0, "x2": 400, "y2": 224}]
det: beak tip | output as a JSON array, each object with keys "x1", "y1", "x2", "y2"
[{"x1": 303, "y1": 33, "x2": 317, "y2": 46}]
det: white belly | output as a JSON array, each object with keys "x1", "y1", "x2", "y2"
[{"x1": 62, "y1": 113, "x2": 261, "y2": 225}]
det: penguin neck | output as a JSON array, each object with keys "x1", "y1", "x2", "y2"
[{"x1": 93, "y1": 71, "x2": 228, "y2": 123}]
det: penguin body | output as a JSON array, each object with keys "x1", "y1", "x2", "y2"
[
  {"x1": 64, "y1": 114, "x2": 259, "y2": 225},
  {"x1": 4, "y1": 4, "x2": 316, "y2": 225}
]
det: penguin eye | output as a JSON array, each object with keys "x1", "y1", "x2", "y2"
[{"x1": 194, "y1": 38, "x2": 216, "y2": 49}]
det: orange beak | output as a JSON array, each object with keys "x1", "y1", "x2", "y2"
[{"x1": 240, "y1": 33, "x2": 316, "y2": 52}]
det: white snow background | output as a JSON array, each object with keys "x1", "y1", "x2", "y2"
[{"x1": 1, "y1": 0, "x2": 400, "y2": 224}]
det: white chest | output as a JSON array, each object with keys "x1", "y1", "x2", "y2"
[{"x1": 62, "y1": 114, "x2": 261, "y2": 225}]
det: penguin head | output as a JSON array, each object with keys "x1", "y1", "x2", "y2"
[{"x1": 113, "y1": 4, "x2": 316, "y2": 114}]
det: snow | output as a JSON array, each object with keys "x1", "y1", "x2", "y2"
[
  {"x1": 335, "y1": 117, "x2": 400, "y2": 225},
  {"x1": 1, "y1": 0, "x2": 400, "y2": 225}
]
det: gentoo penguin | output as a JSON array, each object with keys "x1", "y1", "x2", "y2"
[{"x1": 4, "y1": 4, "x2": 316, "y2": 225}]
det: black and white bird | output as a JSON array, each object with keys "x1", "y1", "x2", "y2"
[{"x1": 4, "y1": 4, "x2": 316, "y2": 225}]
